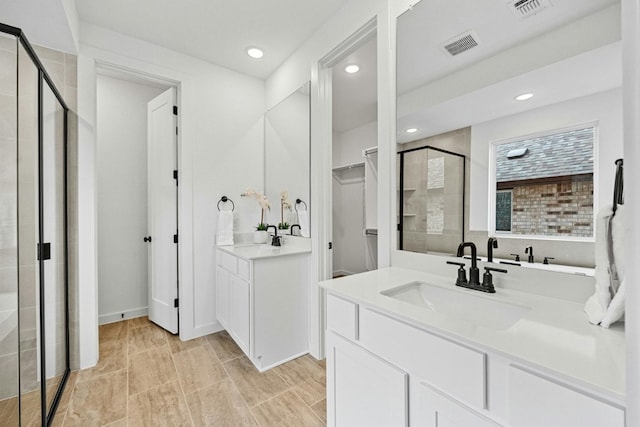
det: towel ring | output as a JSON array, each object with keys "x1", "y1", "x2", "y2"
[
  {"x1": 217, "y1": 196, "x2": 235, "y2": 212},
  {"x1": 295, "y1": 198, "x2": 307, "y2": 212}
]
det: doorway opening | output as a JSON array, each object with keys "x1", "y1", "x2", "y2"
[
  {"x1": 331, "y1": 33, "x2": 379, "y2": 278},
  {"x1": 95, "y1": 65, "x2": 180, "y2": 335}
]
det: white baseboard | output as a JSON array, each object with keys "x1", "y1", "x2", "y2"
[
  {"x1": 99, "y1": 307, "x2": 148, "y2": 325},
  {"x1": 333, "y1": 269, "x2": 356, "y2": 277}
]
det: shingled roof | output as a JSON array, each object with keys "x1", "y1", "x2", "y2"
[{"x1": 495, "y1": 126, "x2": 594, "y2": 182}]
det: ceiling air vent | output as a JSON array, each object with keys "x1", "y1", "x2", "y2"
[
  {"x1": 442, "y1": 31, "x2": 479, "y2": 56},
  {"x1": 509, "y1": 0, "x2": 552, "y2": 19}
]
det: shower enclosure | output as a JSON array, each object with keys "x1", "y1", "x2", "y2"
[
  {"x1": 0, "y1": 24, "x2": 70, "y2": 425},
  {"x1": 398, "y1": 146, "x2": 465, "y2": 254}
]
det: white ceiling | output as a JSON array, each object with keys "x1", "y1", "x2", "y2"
[
  {"x1": 332, "y1": 36, "x2": 377, "y2": 133},
  {"x1": 0, "y1": 0, "x2": 77, "y2": 53},
  {"x1": 74, "y1": 0, "x2": 349, "y2": 79}
]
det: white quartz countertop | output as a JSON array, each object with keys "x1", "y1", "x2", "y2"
[
  {"x1": 320, "y1": 267, "x2": 625, "y2": 401},
  {"x1": 217, "y1": 242, "x2": 310, "y2": 260}
]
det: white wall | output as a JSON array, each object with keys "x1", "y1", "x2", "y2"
[
  {"x1": 622, "y1": 0, "x2": 640, "y2": 423},
  {"x1": 334, "y1": 120, "x2": 377, "y2": 166},
  {"x1": 469, "y1": 88, "x2": 623, "y2": 231},
  {"x1": 96, "y1": 74, "x2": 166, "y2": 324},
  {"x1": 77, "y1": 23, "x2": 265, "y2": 367}
]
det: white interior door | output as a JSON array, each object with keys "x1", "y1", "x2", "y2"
[{"x1": 147, "y1": 88, "x2": 178, "y2": 334}]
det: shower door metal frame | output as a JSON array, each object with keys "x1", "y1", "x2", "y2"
[
  {"x1": 0, "y1": 22, "x2": 71, "y2": 427},
  {"x1": 397, "y1": 145, "x2": 466, "y2": 251}
]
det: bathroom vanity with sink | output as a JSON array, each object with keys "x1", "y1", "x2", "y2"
[
  {"x1": 215, "y1": 237, "x2": 311, "y2": 371},
  {"x1": 320, "y1": 265, "x2": 625, "y2": 427}
]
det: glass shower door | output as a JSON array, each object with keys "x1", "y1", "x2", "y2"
[
  {"x1": 40, "y1": 76, "x2": 69, "y2": 421},
  {"x1": 17, "y1": 37, "x2": 42, "y2": 426},
  {"x1": 398, "y1": 146, "x2": 465, "y2": 255},
  {"x1": 0, "y1": 31, "x2": 19, "y2": 426}
]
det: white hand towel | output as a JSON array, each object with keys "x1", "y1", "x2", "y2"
[
  {"x1": 217, "y1": 211, "x2": 234, "y2": 246},
  {"x1": 585, "y1": 206, "x2": 613, "y2": 324},
  {"x1": 585, "y1": 205, "x2": 626, "y2": 327},
  {"x1": 298, "y1": 210, "x2": 310, "y2": 238},
  {"x1": 602, "y1": 205, "x2": 625, "y2": 327}
]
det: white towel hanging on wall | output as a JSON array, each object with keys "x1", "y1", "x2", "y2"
[
  {"x1": 217, "y1": 211, "x2": 234, "y2": 246},
  {"x1": 584, "y1": 205, "x2": 625, "y2": 327}
]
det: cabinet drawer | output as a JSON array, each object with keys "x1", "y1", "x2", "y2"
[
  {"x1": 237, "y1": 258, "x2": 250, "y2": 281},
  {"x1": 221, "y1": 251, "x2": 237, "y2": 274},
  {"x1": 359, "y1": 308, "x2": 486, "y2": 410},
  {"x1": 326, "y1": 294, "x2": 358, "y2": 341},
  {"x1": 508, "y1": 366, "x2": 624, "y2": 427}
]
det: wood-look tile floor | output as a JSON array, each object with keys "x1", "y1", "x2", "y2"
[{"x1": 55, "y1": 318, "x2": 327, "y2": 426}]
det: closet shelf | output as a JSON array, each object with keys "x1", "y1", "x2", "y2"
[{"x1": 332, "y1": 162, "x2": 365, "y2": 173}]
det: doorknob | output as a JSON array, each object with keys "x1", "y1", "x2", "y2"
[{"x1": 144, "y1": 236, "x2": 152, "y2": 242}]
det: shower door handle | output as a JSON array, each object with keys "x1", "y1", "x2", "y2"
[{"x1": 143, "y1": 236, "x2": 152, "y2": 242}]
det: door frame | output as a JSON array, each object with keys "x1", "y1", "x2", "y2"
[
  {"x1": 310, "y1": 18, "x2": 378, "y2": 359},
  {"x1": 94, "y1": 63, "x2": 181, "y2": 329}
]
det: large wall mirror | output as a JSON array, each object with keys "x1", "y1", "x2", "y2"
[
  {"x1": 264, "y1": 82, "x2": 311, "y2": 233},
  {"x1": 396, "y1": 0, "x2": 622, "y2": 268}
]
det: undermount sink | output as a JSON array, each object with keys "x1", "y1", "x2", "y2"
[{"x1": 381, "y1": 281, "x2": 530, "y2": 330}]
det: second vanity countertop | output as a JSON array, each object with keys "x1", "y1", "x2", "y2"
[
  {"x1": 320, "y1": 267, "x2": 625, "y2": 401},
  {"x1": 217, "y1": 240, "x2": 311, "y2": 261}
]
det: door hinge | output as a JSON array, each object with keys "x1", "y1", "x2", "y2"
[
  {"x1": 173, "y1": 233, "x2": 178, "y2": 244},
  {"x1": 173, "y1": 105, "x2": 178, "y2": 115},
  {"x1": 175, "y1": 126, "x2": 178, "y2": 135},
  {"x1": 328, "y1": 242, "x2": 333, "y2": 250},
  {"x1": 173, "y1": 170, "x2": 178, "y2": 185},
  {"x1": 37, "y1": 243, "x2": 51, "y2": 261},
  {"x1": 174, "y1": 298, "x2": 179, "y2": 308}
]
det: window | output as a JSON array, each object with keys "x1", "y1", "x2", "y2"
[{"x1": 490, "y1": 124, "x2": 595, "y2": 239}]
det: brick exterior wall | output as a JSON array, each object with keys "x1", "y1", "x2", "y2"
[{"x1": 510, "y1": 178, "x2": 593, "y2": 237}]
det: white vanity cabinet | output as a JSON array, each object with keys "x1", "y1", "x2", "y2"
[
  {"x1": 215, "y1": 248, "x2": 309, "y2": 371},
  {"x1": 324, "y1": 292, "x2": 624, "y2": 427},
  {"x1": 215, "y1": 252, "x2": 250, "y2": 355}
]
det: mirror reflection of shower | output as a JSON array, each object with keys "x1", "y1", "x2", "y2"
[{"x1": 398, "y1": 145, "x2": 465, "y2": 255}]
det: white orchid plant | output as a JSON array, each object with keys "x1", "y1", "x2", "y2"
[
  {"x1": 241, "y1": 189, "x2": 271, "y2": 231},
  {"x1": 279, "y1": 190, "x2": 292, "y2": 230}
]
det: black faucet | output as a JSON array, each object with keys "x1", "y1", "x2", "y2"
[
  {"x1": 487, "y1": 238, "x2": 498, "y2": 263},
  {"x1": 447, "y1": 241, "x2": 506, "y2": 293},
  {"x1": 266, "y1": 225, "x2": 281, "y2": 246},
  {"x1": 456, "y1": 242, "x2": 480, "y2": 287},
  {"x1": 525, "y1": 246, "x2": 534, "y2": 263},
  {"x1": 290, "y1": 224, "x2": 301, "y2": 236}
]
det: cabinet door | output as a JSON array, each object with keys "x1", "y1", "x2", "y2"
[
  {"x1": 215, "y1": 267, "x2": 229, "y2": 329},
  {"x1": 326, "y1": 332, "x2": 408, "y2": 427},
  {"x1": 229, "y1": 275, "x2": 250, "y2": 356},
  {"x1": 415, "y1": 382, "x2": 501, "y2": 427}
]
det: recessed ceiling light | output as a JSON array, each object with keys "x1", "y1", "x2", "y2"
[
  {"x1": 515, "y1": 93, "x2": 534, "y2": 101},
  {"x1": 345, "y1": 64, "x2": 360, "y2": 74},
  {"x1": 405, "y1": 128, "x2": 418, "y2": 133},
  {"x1": 247, "y1": 47, "x2": 264, "y2": 59}
]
